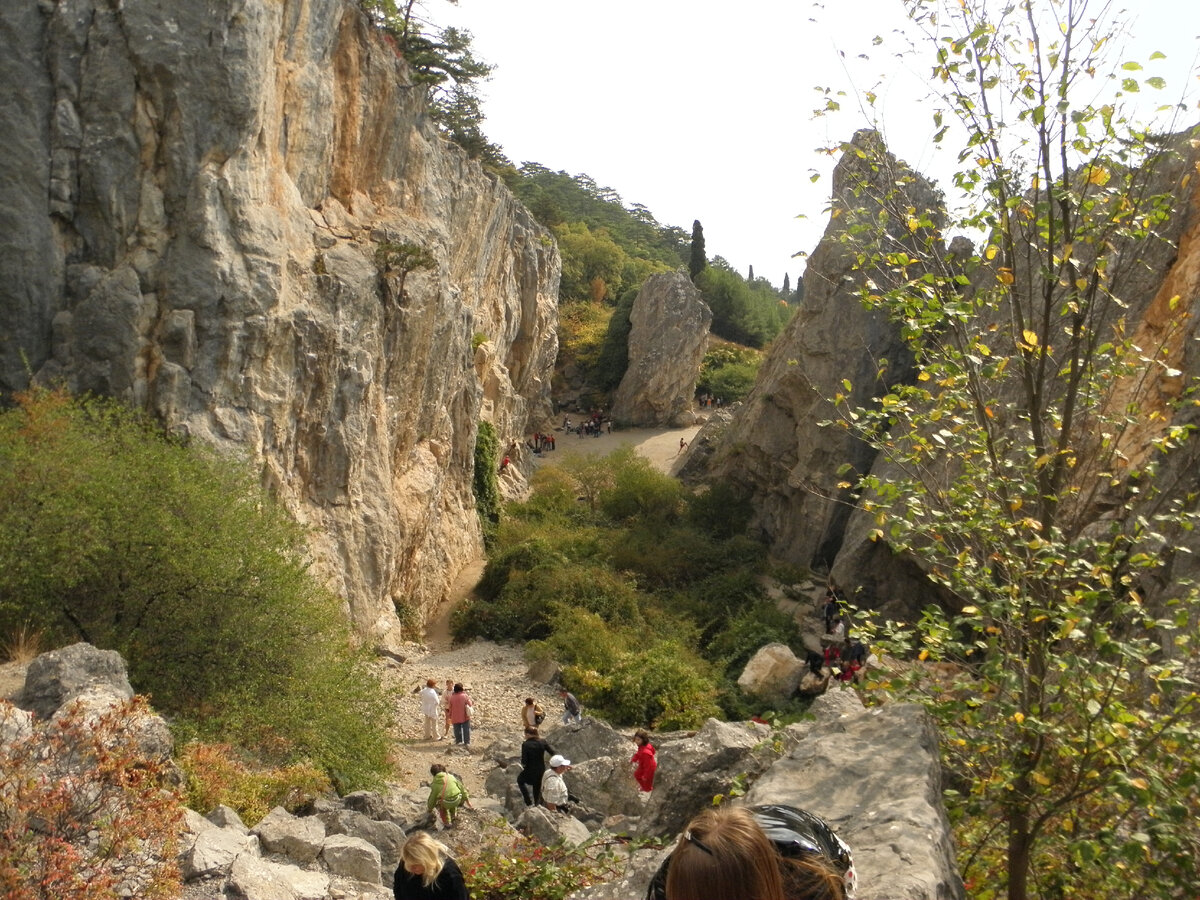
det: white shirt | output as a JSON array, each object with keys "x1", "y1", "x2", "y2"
[
  {"x1": 541, "y1": 768, "x2": 569, "y2": 807},
  {"x1": 419, "y1": 686, "x2": 441, "y2": 717}
]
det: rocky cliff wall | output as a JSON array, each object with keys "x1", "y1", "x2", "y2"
[
  {"x1": 0, "y1": 0, "x2": 560, "y2": 640},
  {"x1": 685, "y1": 128, "x2": 1200, "y2": 620},
  {"x1": 611, "y1": 270, "x2": 711, "y2": 427}
]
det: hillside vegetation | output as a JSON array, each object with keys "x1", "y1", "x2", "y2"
[{"x1": 452, "y1": 447, "x2": 812, "y2": 729}]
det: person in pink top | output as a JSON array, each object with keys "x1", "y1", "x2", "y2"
[{"x1": 448, "y1": 683, "x2": 474, "y2": 747}]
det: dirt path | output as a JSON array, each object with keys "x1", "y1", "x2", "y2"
[
  {"x1": 385, "y1": 425, "x2": 704, "y2": 799},
  {"x1": 531, "y1": 424, "x2": 703, "y2": 476}
]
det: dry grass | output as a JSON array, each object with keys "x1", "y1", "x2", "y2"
[{"x1": 1, "y1": 625, "x2": 43, "y2": 664}]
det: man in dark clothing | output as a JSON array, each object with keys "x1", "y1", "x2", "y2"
[
  {"x1": 559, "y1": 688, "x2": 582, "y2": 725},
  {"x1": 516, "y1": 726, "x2": 555, "y2": 806}
]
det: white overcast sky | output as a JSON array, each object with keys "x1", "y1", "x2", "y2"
[{"x1": 438, "y1": 1, "x2": 1199, "y2": 289}]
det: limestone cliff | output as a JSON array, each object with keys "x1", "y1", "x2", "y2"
[
  {"x1": 611, "y1": 271, "x2": 711, "y2": 427},
  {"x1": 686, "y1": 129, "x2": 1200, "y2": 620},
  {"x1": 0, "y1": 0, "x2": 560, "y2": 640}
]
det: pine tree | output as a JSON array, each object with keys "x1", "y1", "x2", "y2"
[
  {"x1": 748, "y1": 264, "x2": 754, "y2": 283},
  {"x1": 782, "y1": 272, "x2": 790, "y2": 296},
  {"x1": 688, "y1": 220, "x2": 706, "y2": 279}
]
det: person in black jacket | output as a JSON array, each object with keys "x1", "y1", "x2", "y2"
[
  {"x1": 516, "y1": 726, "x2": 555, "y2": 806},
  {"x1": 393, "y1": 831, "x2": 467, "y2": 900}
]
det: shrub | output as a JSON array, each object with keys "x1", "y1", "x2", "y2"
[
  {"x1": 687, "y1": 482, "x2": 754, "y2": 538},
  {"x1": 0, "y1": 697, "x2": 182, "y2": 900},
  {"x1": 596, "y1": 641, "x2": 721, "y2": 729},
  {"x1": 178, "y1": 742, "x2": 332, "y2": 825},
  {"x1": 464, "y1": 832, "x2": 631, "y2": 900},
  {"x1": 0, "y1": 389, "x2": 394, "y2": 789},
  {"x1": 599, "y1": 453, "x2": 683, "y2": 523},
  {"x1": 474, "y1": 421, "x2": 502, "y2": 545}
]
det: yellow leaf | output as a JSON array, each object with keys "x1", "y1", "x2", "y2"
[
  {"x1": 1023, "y1": 329, "x2": 1039, "y2": 346},
  {"x1": 1129, "y1": 777, "x2": 1149, "y2": 790},
  {"x1": 1032, "y1": 771, "x2": 1051, "y2": 786},
  {"x1": 1088, "y1": 165, "x2": 1111, "y2": 186},
  {"x1": 918, "y1": 649, "x2": 930, "y2": 661},
  {"x1": 998, "y1": 268, "x2": 1014, "y2": 285},
  {"x1": 908, "y1": 216, "x2": 919, "y2": 232},
  {"x1": 985, "y1": 245, "x2": 999, "y2": 260},
  {"x1": 1013, "y1": 712, "x2": 1025, "y2": 724}
]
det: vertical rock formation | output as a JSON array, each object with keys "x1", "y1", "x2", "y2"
[
  {"x1": 611, "y1": 271, "x2": 711, "y2": 427},
  {"x1": 0, "y1": 0, "x2": 560, "y2": 639},
  {"x1": 683, "y1": 131, "x2": 944, "y2": 573}
]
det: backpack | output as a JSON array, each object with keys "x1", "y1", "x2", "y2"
[{"x1": 534, "y1": 703, "x2": 545, "y2": 726}]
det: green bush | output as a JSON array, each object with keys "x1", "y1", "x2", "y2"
[
  {"x1": 0, "y1": 390, "x2": 393, "y2": 789},
  {"x1": 474, "y1": 421, "x2": 502, "y2": 545},
  {"x1": 596, "y1": 641, "x2": 721, "y2": 729},
  {"x1": 687, "y1": 482, "x2": 754, "y2": 538},
  {"x1": 599, "y1": 452, "x2": 683, "y2": 523}
]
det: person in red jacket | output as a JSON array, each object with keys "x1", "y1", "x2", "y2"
[{"x1": 631, "y1": 729, "x2": 657, "y2": 792}]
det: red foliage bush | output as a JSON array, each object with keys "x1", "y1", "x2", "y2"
[{"x1": 0, "y1": 696, "x2": 183, "y2": 900}]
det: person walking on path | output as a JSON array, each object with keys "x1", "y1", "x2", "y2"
[
  {"x1": 516, "y1": 726, "x2": 555, "y2": 807},
  {"x1": 559, "y1": 688, "x2": 582, "y2": 726},
  {"x1": 419, "y1": 679, "x2": 441, "y2": 740},
  {"x1": 425, "y1": 764, "x2": 469, "y2": 829},
  {"x1": 440, "y1": 678, "x2": 454, "y2": 739},
  {"x1": 393, "y1": 831, "x2": 468, "y2": 900},
  {"x1": 631, "y1": 729, "x2": 657, "y2": 792},
  {"x1": 448, "y1": 683, "x2": 473, "y2": 747},
  {"x1": 541, "y1": 754, "x2": 572, "y2": 812}
]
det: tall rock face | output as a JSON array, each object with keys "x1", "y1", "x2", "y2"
[
  {"x1": 688, "y1": 127, "x2": 1200, "y2": 621},
  {"x1": 611, "y1": 271, "x2": 711, "y2": 427},
  {"x1": 0, "y1": 0, "x2": 560, "y2": 639},
  {"x1": 682, "y1": 131, "x2": 946, "y2": 573}
]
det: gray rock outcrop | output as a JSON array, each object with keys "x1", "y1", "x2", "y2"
[
  {"x1": 681, "y1": 130, "x2": 935, "y2": 581},
  {"x1": 745, "y1": 690, "x2": 964, "y2": 900},
  {"x1": 0, "y1": 0, "x2": 560, "y2": 641},
  {"x1": 611, "y1": 272, "x2": 711, "y2": 427},
  {"x1": 18, "y1": 641, "x2": 133, "y2": 719}
]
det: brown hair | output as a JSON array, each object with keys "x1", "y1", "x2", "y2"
[
  {"x1": 429, "y1": 763, "x2": 446, "y2": 776},
  {"x1": 633, "y1": 729, "x2": 651, "y2": 745},
  {"x1": 524, "y1": 726, "x2": 539, "y2": 738},
  {"x1": 665, "y1": 806, "x2": 784, "y2": 900},
  {"x1": 779, "y1": 855, "x2": 847, "y2": 900}
]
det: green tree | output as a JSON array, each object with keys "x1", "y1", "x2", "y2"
[
  {"x1": 689, "y1": 219, "x2": 707, "y2": 279},
  {"x1": 0, "y1": 390, "x2": 394, "y2": 789},
  {"x1": 823, "y1": 4, "x2": 1200, "y2": 899}
]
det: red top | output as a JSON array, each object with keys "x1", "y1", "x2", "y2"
[
  {"x1": 631, "y1": 742, "x2": 657, "y2": 791},
  {"x1": 448, "y1": 691, "x2": 473, "y2": 724}
]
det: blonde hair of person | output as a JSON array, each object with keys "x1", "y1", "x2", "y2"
[
  {"x1": 400, "y1": 831, "x2": 450, "y2": 888},
  {"x1": 665, "y1": 806, "x2": 785, "y2": 900}
]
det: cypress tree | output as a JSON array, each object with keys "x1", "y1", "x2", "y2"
[
  {"x1": 688, "y1": 220, "x2": 706, "y2": 279},
  {"x1": 748, "y1": 264, "x2": 754, "y2": 283},
  {"x1": 782, "y1": 272, "x2": 790, "y2": 296}
]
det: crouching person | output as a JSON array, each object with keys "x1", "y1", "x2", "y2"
[
  {"x1": 394, "y1": 831, "x2": 468, "y2": 900},
  {"x1": 426, "y1": 764, "x2": 468, "y2": 828}
]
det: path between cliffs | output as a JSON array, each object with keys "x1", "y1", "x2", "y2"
[{"x1": 388, "y1": 424, "x2": 702, "y2": 800}]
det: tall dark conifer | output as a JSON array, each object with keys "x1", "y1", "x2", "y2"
[
  {"x1": 748, "y1": 264, "x2": 754, "y2": 283},
  {"x1": 782, "y1": 273, "x2": 790, "y2": 296},
  {"x1": 689, "y1": 220, "x2": 706, "y2": 279}
]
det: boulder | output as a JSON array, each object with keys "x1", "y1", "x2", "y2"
[
  {"x1": 227, "y1": 854, "x2": 330, "y2": 900},
  {"x1": 252, "y1": 807, "x2": 326, "y2": 865},
  {"x1": 518, "y1": 805, "x2": 591, "y2": 847},
  {"x1": 208, "y1": 804, "x2": 249, "y2": 832},
  {"x1": 18, "y1": 642, "x2": 132, "y2": 719},
  {"x1": 568, "y1": 757, "x2": 644, "y2": 818},
  {"x1": 0, "y1": 702, "x2": 33, "y2": 745},
  {"x1": 745, "y1": 701, "x2": 964, "y2": 900},
  {"x1": 637, "y1": 718, "x2": 775, "y2": 837},
  {"x1": 316, "y1": 807, "x2": 406, "y2": 870},
  {"x1": 737, "y1": 642, "x2": 805, "y2": 702},
  {"x1": 542, "y1": 717, "x2": 631, "y2": 765},
  {"x1": 180, "y1": 811, "x2": 260, "y2": 881},
  {"x1": 321, "y1": 833, "x2": 381, "y2": 884},
  {"x1": 612, "y1": 272, "x2": 712, "y2": 427}
]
